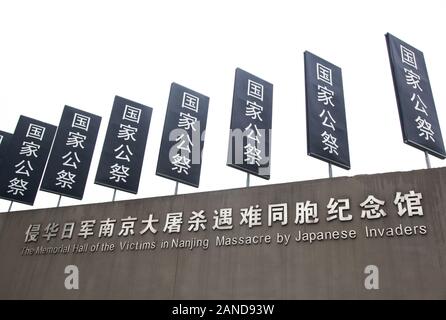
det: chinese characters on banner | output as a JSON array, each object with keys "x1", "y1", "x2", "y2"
[
  {"x1": 156, "y1": 83, "x2": 209, "y2": 187},
  {"x1": 23, "y1": 189, "x2": 424, "y2": 242},
  {"x1": 304, "y1": 51, "x2": 351, "y2": 169},
  {"x1": 95, "y1": 96, "x2": 153, "y2": 194},
  {"x1": 227, "y1": 68, "x2": 273, "y2": 179},
  {"x1": 0, "y1": 130, "x2": 13, "y2": 165},
  {"x1": 0, "y1": 116, "x2": 56, "y2": 205},
  {"x1": 40, "y1": 106, "x2": 101, "y2": 200},
  {"x1": 386, "y1": 33, "x2": 446, "y2": 158}
]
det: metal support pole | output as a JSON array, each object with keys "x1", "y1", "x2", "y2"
[
  {"x1": 174, "y1": 182, "x2": 179, "y2": 196},
  {"x1": 8, "y1": 201, "x2": 13, "y2": 213},
  {"x1": 425, "y1": 151, "x2": 431, "y2": 169},
  {"x1": 112, "y1": 189, "x2": 117, "y2": 202},
  {"x1": 246, "y1": 173, "x2": 250, "y2": 188},
  {"x1": 57, "y1": 195, "x2": 62, "y2": 208},
  {"x1": 328, "y1": 163, "x2": 333, "y2": 178}
]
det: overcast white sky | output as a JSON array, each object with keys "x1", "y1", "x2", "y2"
[{"x1": 1, "y1": 0, "x2": 445, "y2": 212}]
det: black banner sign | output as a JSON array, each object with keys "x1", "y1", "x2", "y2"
[
  {"x1": 304, "y1": 51, "x2": 351, "y2": 170},
  {"x1": 227, "y1": 68, "x2": 273, "y2": 179},
  {"x1": 95, "y1": 96, "x2": 152, "y2": 194},
  {"x1": 40, "y1": 106, "x2": 101, "y2": 200},
  {"x1": 0, "y1": 116, "x2": 56, "y2": 205},
  {"x1": 386, "y1": 33, "x2": 446, "y2": 159},
  {"x1": 156, "y1": 83, "x2": 209, "y2": 188}
]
